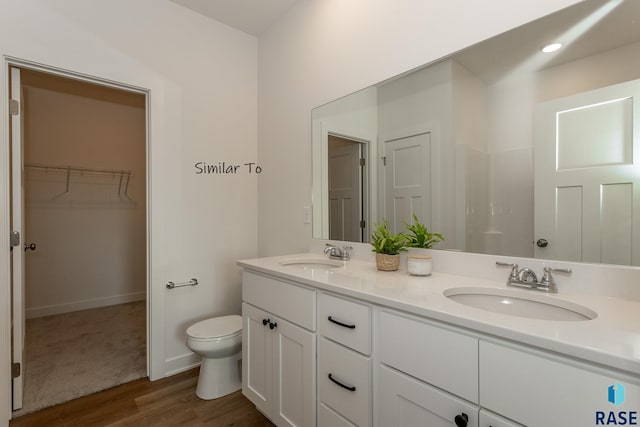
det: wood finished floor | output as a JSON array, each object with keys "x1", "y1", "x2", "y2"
[{"x1": 10, "y1": 368, "x2": 275, "y2": 427}]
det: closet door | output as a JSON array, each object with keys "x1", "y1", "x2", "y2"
[{"x1": 10, "y1": 65, "x2": 25, "y2": 411}]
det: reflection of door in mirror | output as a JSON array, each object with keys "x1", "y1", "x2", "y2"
[
  {"x1": 328, "y1": 135, "x2": 367, "y2": 242},
  {"x1": 381, "y1": 132, "x2": 432, "y2": 234},
  {"x1": 535, "y1": 79, "x2": 640, "y2": 265}
]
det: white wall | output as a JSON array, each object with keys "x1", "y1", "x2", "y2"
[
  {"x1": 0, "y1": 0, "x2": 257, "y2": 422},
  {"x1": 257, "y1": 0, "x2": 582, "y2": 257}
]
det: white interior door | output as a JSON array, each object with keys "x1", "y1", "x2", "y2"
[
  {"x1": 10, "y1": 66, "x2": 25, "y2": 411},
  {"x1": 534, "y1": 80, "x2": 640, "y2": 265},
  {"x1": 328, "y1": 139, "x2": 362, "y2": 241},
  {"x1": 382, "y1": 132, "x2": 431, "y2": 233}
]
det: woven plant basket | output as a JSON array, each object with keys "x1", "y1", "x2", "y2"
[{"x1": 376, "y1": 253, "x2": 400, "y2": 271}]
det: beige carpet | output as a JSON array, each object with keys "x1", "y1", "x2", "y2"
[{"x1": 13, "y1": 301, "x2": 146, "y2": 417}]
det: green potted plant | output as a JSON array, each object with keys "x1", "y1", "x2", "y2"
[
  {"x1": 403, "y1": 214, "x2": 444, "y2": 276},
  {"x1": 371, "y1": 218, "x2": 407, "y2": 271}
]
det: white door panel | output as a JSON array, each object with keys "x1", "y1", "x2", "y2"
[
  {"x1": 328, "y1": 141, "x2": 361, "y2": 242},
  {"x1": 10, "y1": 66, "x2": 25, "y2": 411},
  {"x1": 382, "y1": 132, "x2": 431, "y2": 233},
  {"x1": 534, "y1": 80, "x2": 640, "y2": 265}
]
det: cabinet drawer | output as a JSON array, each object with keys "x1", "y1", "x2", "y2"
[
  {"x1": 479, "y1": 409, "x2": 523, "y2": 427},
  {"x1": 318, "y1": 402, "x2": 357, "y2": 427},
  {"x1": 378, "y1": 310, "x2": 478, "y2": 403},
  {"x1": 480, "y1": 341, "x2": 640, "y2": 426},
  {"x1": 318, "y1": 338, "x2": 371, "y2": 426},
  {"x1": 319, "y1": 292, "x2": 371, "y2": 355},
  {"x1": 378, "y1": 364, "x2": 479, "y2": 427},
  {"x1": 242, "y1": 271, "x2": 316, "y2": 330}
]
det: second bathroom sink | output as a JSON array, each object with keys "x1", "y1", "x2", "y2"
[{"x1": 443, "y1": 287, "x2": 597, "y2": 321}]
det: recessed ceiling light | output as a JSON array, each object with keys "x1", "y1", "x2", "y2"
[{"x1": 542, "y1": 43, "x2": 563, "y2": 53}]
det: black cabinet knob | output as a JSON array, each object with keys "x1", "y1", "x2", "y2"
[
  {"x1": 454, "y1": 413, "x2": 468, "y2": 427},
  {"x1": 536, "y1": 238, "x2": 548, "y2": 247},
  {"x1": 269, "y1": 321, "x2": 277, "y2": 330},
  {"x1": 262, "y1": 318, "x2": 269, "y2": 326}
]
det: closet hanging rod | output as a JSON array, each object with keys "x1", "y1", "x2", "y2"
[{"x1": 25, "y1": 163, "x2": 134, "y2": 177}]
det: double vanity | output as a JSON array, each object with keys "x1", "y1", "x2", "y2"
[{"x1": 238, "y1": 248, "x2": 640, "y2": 427}]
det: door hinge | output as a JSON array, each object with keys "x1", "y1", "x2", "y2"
[
  {"x1": 10, "y1": 231, "x2": 20, "y2": 248},
  {"x1": 11, "y1": 363, "x2": 20, "y2": 379},
  {"x1": 360, "y1": 220, "x2": 366, "y2": 229},
  {"x1": 9, "y1": 99, "x2": 19, "y2": 116},
  {"x1": 360, "y1": 158, "x2": 366, "y2": 167},
  {"x1": 382, "y1": 156, "x2": 387, "y2": 166}
]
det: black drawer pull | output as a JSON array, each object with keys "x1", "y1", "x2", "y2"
[
  {"x1": 454, "y1": 413, "x2": 468, "y2": 427},
  {"x1": 328, "y1": 316, "x2": 356, "y2": 329},
  {"x1": 328, "y1": 373, "x2": 356, "y2": 392}
]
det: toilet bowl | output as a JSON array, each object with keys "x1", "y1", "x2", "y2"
[{"x1": 186, "y1": 314, "x2": 242, "y2": 400}]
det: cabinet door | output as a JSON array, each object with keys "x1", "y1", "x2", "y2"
[
  {"x1": 479, "y1": 410, "x2": 523, "y2": 427},
  {"x1": 480, "y1": 341, "x2": 640, "y2": 427},
  {"x1": 242, "y1": 303, "x2": 272, "y2": 418},
  {"x1": 272, "y1": 315, "x2": 316, "y2": 427},
  {"x1": 378, "y1": 365, "x2": 479, "y2": 427}
]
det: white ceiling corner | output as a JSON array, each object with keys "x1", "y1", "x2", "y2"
[{"x1": 169, "y1": 0, "x2": 301, "y2": 36}]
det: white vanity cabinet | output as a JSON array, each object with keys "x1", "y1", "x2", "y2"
[
  {"x1": 239, "y1": 261, "x2": 640, "y2": 427},
  {"x1": 377, "y1": 309, "x2": 480, "y2": 427},
  {"x1": 317, "y1": 293, "x2": 372, "y2": 427},
  {"x1": 242, "y1": 272, "x2": 316, "y2": 427},
  {"x1": 479, "y1": 340, "x2": 640, "y2": 427}
]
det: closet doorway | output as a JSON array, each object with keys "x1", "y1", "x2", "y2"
[{"x1": 9, "y1": 66, "x2": 148, "y2": 415}]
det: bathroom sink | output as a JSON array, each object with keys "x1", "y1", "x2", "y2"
[
  {"x1": 279, "y1": 258, "x2": 344, "y2": 271},
  {"x1": 443, "y1": 287, "x2": 597, "y2": 321}
]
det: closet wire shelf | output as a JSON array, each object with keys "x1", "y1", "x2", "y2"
[{"x1": 25, "y1": 163, "x2": 134, "y2": 196}]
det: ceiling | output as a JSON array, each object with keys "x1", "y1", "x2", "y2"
[
  {"x1": 170, "y1": 0, "x2": 301, "y2": 36},
  {"x1": 453, "y1": 0, "x2": 640, "y2": 83}
]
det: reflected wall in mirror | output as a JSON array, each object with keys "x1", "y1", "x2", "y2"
[{"x1": 312, "y1": 0, "x2": 640, "y2": 266}]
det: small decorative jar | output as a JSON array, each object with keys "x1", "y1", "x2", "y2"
[{"x1": 407, "y1": 254, "x2": 432, "y2": 276}]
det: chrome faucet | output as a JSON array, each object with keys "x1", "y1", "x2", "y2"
[
  {"x1": 324, "y1": 244, "x2": 352, "y2": 261},
  {"x1": 496, "y1": 261, "x2": 571, "y2": 293}
]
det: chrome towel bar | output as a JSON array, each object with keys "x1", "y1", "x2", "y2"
[{"x1": 166, "y1": 278, "x2": 198, "y2": 289}]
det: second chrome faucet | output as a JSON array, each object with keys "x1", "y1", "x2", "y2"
[{"x1": 496, "y1": 261, "x2": 572, "y2": 293}]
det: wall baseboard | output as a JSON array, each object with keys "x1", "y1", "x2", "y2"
[
  {"x1": 164, "y1": 352, "x2": 200, "y2": 377},
  {"x1": 26, "y1": 292, "x2": 146, "y2": 319}
]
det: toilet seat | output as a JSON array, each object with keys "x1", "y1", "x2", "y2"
[{"x1": 187, "y1": 315, "x2": 242, "y2": 341}]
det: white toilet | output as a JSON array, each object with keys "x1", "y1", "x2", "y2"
[{"x1": 186, "y1": 314, "x2": 243, "y2": 400}]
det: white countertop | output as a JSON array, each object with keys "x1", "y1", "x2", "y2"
[{"x1": 238, "y1": 253, "x2": 640, "y2": 377}]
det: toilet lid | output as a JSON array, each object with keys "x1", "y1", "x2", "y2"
[{"x1": 187, "y1": 315, "x2": 242, "y2": 339}]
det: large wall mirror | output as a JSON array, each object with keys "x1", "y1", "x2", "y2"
[{"x1": 312, "y1": 0, "x2": 640, "y2": 267}]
